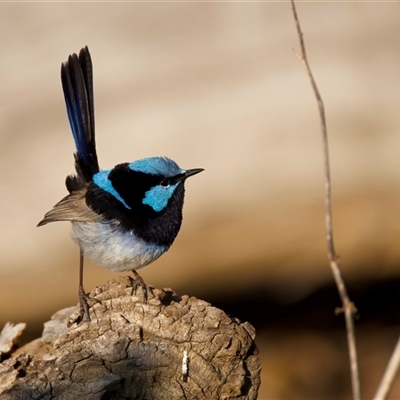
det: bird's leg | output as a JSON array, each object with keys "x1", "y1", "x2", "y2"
[
  {"x1": 78, "y1": 249, "x2": 91, "y2": 322},
  {"x1": 131, "y1": 270, "x2": 150, "y2": 302}
]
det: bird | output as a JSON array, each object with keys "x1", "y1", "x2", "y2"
[{"x1": 38, "y1": 46, "x2": 203, "y2": 322}]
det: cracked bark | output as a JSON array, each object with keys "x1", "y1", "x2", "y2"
[{"x1": 0, "y1": 276, "x2": 261, "y2": 400}]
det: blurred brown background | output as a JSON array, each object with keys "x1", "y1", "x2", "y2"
[{"x1": 1, "y1": 2, "x2": 400, "y2": 399}]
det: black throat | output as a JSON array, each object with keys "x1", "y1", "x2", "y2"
[{"x1": 85, "y1": 164, "x2": 185, "y2": 247}]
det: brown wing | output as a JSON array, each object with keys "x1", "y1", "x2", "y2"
[{"x1": 37, "y1": 186, "x2": 102, "y2": 226}]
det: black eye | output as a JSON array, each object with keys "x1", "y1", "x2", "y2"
[{"x1": 160, "y1": 178, "x2": 170, "y2": 187}]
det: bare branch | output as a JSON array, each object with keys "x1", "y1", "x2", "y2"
[
  {"x1": 290, "y1": 2, "x2": 361, "y2": 399},
  {"x1": 373, "y1": 333, "x2": 400, "y2": 399}
]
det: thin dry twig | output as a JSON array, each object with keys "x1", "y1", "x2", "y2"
[
  {"x1": 373, "y1": 330, "x2": 400, "y2": 399},
  {"x1": 290, "y1": 2, "x2": 361, "y2": 399}
]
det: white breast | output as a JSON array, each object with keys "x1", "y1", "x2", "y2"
[{"x1": 71, "y1": 221, "x2": 168, "y2": 272}]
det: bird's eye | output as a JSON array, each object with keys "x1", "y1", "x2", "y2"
[{"x1": 160, "y1": 179, "x2": 170, "y2": 187}]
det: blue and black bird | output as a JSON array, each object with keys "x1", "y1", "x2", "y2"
[{"x1": 38, "y1": 47, "x2": 203, "y2": 322}]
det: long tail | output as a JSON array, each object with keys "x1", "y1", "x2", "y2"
[{"x1": 62, "y1": 46, "x2": 99, "y2": 192}]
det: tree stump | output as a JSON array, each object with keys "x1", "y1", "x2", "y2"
[{"x1": 0, "y1": 276, "x2": 261, "y2": 399}]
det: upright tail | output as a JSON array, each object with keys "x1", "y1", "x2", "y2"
[{"x1": 62, "y1": 46, "x2": 99, "y2": 192}]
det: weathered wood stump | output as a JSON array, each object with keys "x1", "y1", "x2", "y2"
[{"x1": 0, "y1": 276, "x2": 260, "y2": 399}]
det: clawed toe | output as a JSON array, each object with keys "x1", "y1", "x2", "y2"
[
  {"x1": 130, "y1": 270, "x2": 152, "y2": 302},
  {"x1": 77, "y1": 286, "x2": 100, "y2": 323}
]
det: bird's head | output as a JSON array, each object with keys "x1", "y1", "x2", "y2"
[
  {"x1": 90, "y1": 157, "x2": 203, "y2": 214},
  {"x1": 128, "y1": 157, "x2": 204, "y2": 212}
]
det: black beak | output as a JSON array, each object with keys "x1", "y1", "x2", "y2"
[{"x1": 182, "y1": 168, "x2": 204, "y2": 180}]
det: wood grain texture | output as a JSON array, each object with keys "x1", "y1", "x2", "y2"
[{"x1": 0, "y1": 276, "x2": 260, "y2": 400}]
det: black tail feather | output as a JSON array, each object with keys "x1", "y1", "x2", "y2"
[{"x1": 61, "y1": 46, "x2": 99, "y2": 191}]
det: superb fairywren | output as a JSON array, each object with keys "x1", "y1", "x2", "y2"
[{"x1": 38, "y1": 47, "x2": 203, "y2": 322}]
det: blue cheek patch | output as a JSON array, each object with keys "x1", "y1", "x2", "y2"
[
  {"x1": 93, "y1": 171, "x2": 132, "y2": 210},
  {"x1": 143, "y1": 183, "x2": 179, "y2": 212}
]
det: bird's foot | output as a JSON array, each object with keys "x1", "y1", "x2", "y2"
[
  {"x1": 130, "y1": 270, "x2": 152, "y2": 302},
  {"x1": 78, "y1": 286, "x2": 91, "y2": 323},
  {"x1": 76, "y1": 286, "x2": 100, "y2": 324}
]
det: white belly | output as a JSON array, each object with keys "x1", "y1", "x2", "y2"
[{"x1": 71, "y1": 221, "x2": 168, "y2": 272}]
